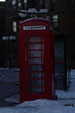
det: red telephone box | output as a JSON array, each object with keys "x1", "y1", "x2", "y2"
[{"x1": 20, "y1": 18, "x2": 57, "y2": 102}]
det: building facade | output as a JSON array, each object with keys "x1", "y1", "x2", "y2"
[{"x1": 3, "y1": 0, "x2": 75, "y2": 75}]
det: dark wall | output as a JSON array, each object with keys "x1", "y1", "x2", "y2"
[
  {"x1": 0, "y1": 14, "x2": 6, "y2": 37},
  {"x1": 0, "y1": 2, "x2": 6, "y2": 37},
  {"x1": 0, "y1": 2, "x2": 6, "y2": 67}
]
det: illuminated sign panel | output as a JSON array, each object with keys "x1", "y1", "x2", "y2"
[
  {"x1": 0, "y1": 0, "x2": 5, "y2": 2},
  {"x1": 23, "y1": 26, "x2": 46, "y2": 30}
]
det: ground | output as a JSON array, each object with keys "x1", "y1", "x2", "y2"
[
  {"x1": 0, "y1": 68, "x2": 75, "y2": 113},
  {"x1": 0, "y1": 68, "x2": 19, "y2": 106}
]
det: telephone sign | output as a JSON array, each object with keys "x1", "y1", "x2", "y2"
[{"x1": 23, "y1": 26, "x2": 46, "y2": 30}]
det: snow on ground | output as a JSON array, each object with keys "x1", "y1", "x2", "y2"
[
  {"x1": 3, "y1": 90, "x2": 75, "y2": 113},
  {"x1": 0, "y1": 69, "x2": 75, "y2": 113},
  {"x1": 56, "y1": 90, "x2": 75, "y2": 99},
  {"x1": 5, "y1": 95, "x2": 20, "y2": 103},
  {"x1": 0, "y1": 99, "x2": 75, "y2": 113}
]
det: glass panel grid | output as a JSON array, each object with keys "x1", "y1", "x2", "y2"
[
  {"x1": 25, "y1": 36, "x2": 45, "y2": 93},
  {"x1": 28, "y1": 36, "x2": 44, "y2": 43},
  {"x1": 28, "y1": 44, "x2": 44, "y2": 50}
]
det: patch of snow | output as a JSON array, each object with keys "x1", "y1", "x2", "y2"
[
  {"x1": 20, "y1": 10, "x2": 27, "y2": 13},
  {"x1": 0, "y1": 68, "x2": 19, "y2": 71},
  {"x1": 68, "y1": 69, "x2": 75, "y2": 91},
  {"x1": 1, "y1": 99, "x2": 75, "y2": 113},
  {"x1": 70, "y1": 70, "x2": 75, "y2": 78},
  {"x1": 39, "y1": 9, "x2": 48, "y2": 13},
  {"x1": 28, "y1": 8, "x2": 38, "y2": 13},
  {"x1": 19, "y1": 10, "x2": 28, "y2": 18},
  {"x1": 1, "y1": 91, "x2": 75, "y2": 113},
  {"x1": 9, "y1": 36, "x2": 16, "y2": 40},
  {"x1": 69, "y1": 78, "x2": 75, "y2": 91},
  {"x1": 1, "y1": 69, "x2": 75, "y2": 113},
  {"x1": 28, "y1": 8, "x2": 38, "y2": 17},
  {"x1": 5, "y1": 95, "x2": 20, "y2": 103},
  {"x1": 2, "y1": 36, "x2": 9, "y2": 40},
  {"x1": 56, "y1": 90, "x2": 75, "y2": 99}
]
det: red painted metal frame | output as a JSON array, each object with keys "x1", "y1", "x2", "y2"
[{"x1": 20, "y1": 18, "x2": 57, "y2": 102}]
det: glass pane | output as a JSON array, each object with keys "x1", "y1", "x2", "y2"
[
  {"x1": 32, "y1": 87, "x2": 44, "y2": 92},
  {"x1": 29, "y1": 44, "x2": 41, "y2": 50},
  {"x1": 31, "y1": 65, "x2": 43, "y2": 71},
  {"x1": 31, "y1": 73, "x2": 44, "y2": 78},
  {"x1": 28, "y1": 58, "x2": 43, "y2": 64},
  {"x1": 28, "y1": 36, "x2": 41, "y2": 42},
  {"x1": 29, "y1": 51, "x2": 41, "y2": 57},
  {"x1": 32, "y1": 80, "x2": 44, "y2": 85}
]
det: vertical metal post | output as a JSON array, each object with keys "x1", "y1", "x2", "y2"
[
  {"x1": 16, "y1": 0, "x2": 18, "y2": 9},
  {"x1": 8, "y1": 37, "x2": 11, "y2": 69},
  {"x1": 64, "y1": 36, "x2": 67, "y2": 90},
  {"x1": 21, "y1": 0, "x2": 24, "y2": 9},
  {"x1": 42, "y1": 0, "x2": 45, "y2": 8},
  {"x1": 48, "y1": 0, "x2": 53, "y2": 20}
]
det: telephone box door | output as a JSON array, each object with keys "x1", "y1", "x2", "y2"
[{"x1": 20, "y1": 18, "x2": 56, "y2": 102}]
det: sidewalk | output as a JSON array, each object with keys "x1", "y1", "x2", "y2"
[{"x1": 0, "y1": 69, "x2": 19, "y2": 107}]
